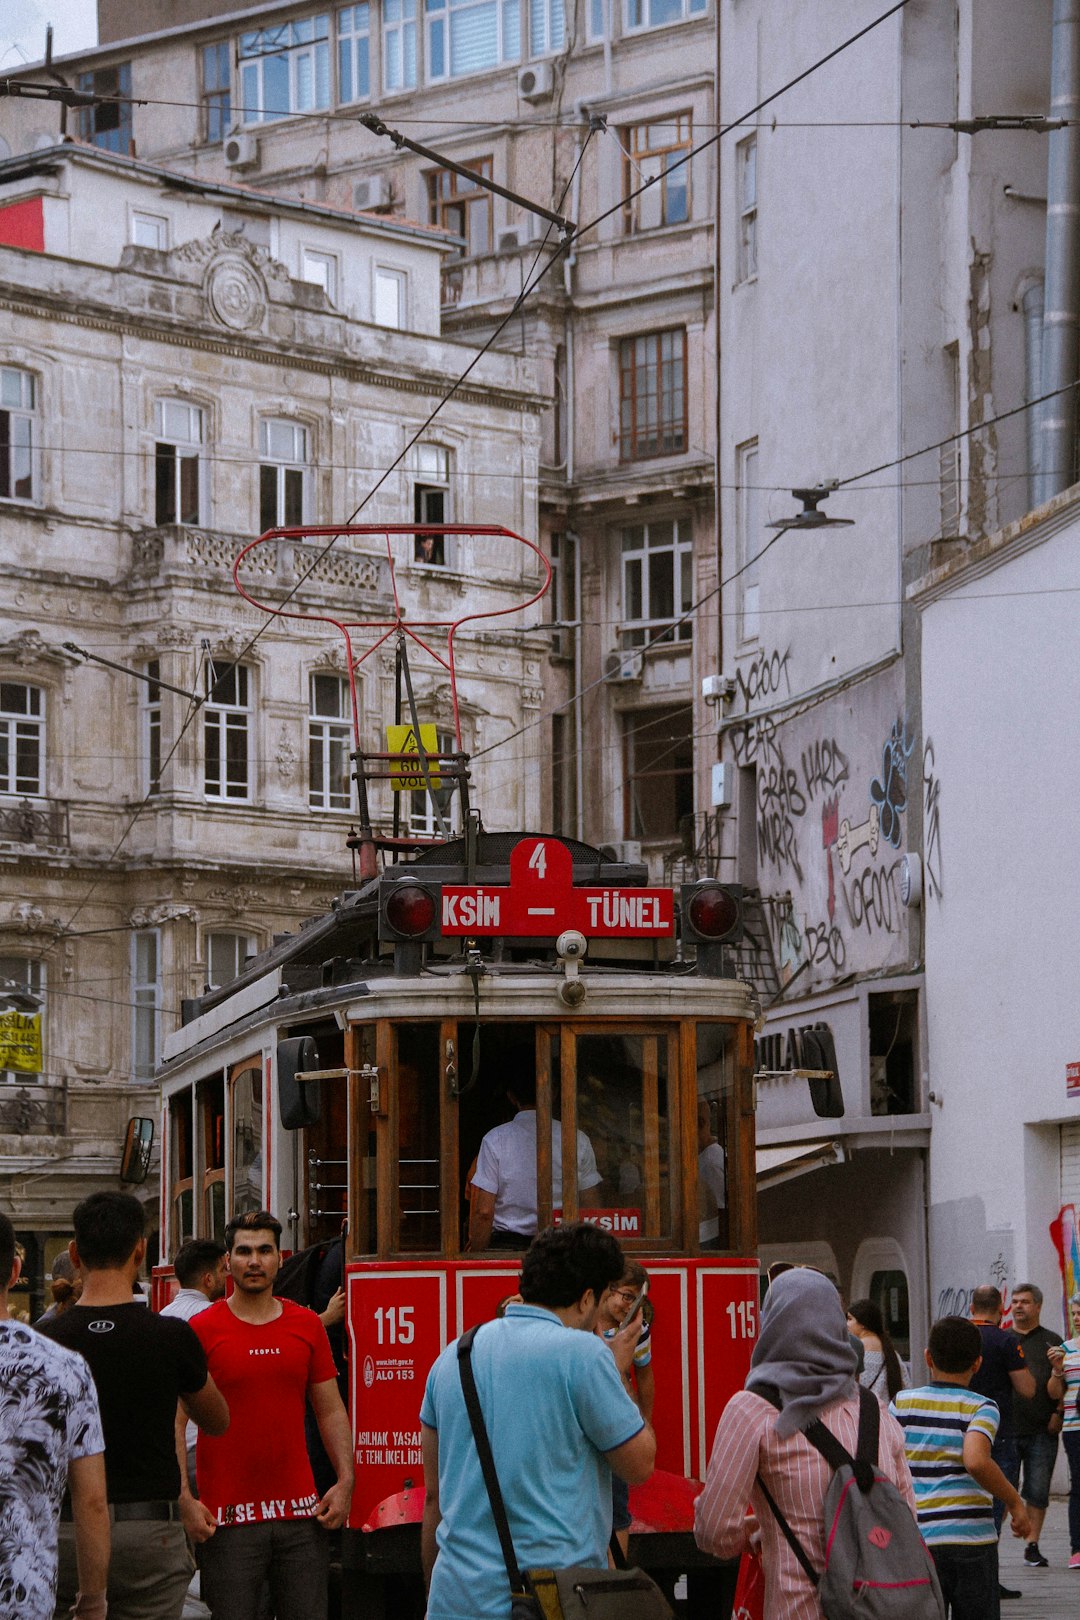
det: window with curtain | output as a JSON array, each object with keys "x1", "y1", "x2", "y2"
[
  {"x1": 383, "y1": 0, "x2": 417, "y2": 90},
  {"x1": 529, "y1": 0, "x2": 564, "y2": 54},
  {"x1": 338, "y1": 3, "x2": 371, "y2": 101},
  {"x1": 239, "y1": 17, "x2": 330, "y2": 122},
  {"x1": 425, "y1": 0, "x2": 519, "y2": 82}
]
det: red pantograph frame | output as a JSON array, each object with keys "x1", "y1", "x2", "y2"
[{"x1": 232, "y1": 524, "x2": 552, "y2": 753}]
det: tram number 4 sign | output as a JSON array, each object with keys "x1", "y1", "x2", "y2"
[{"x1": 441, "y1": 837, "x2": 674, "y2": 938}]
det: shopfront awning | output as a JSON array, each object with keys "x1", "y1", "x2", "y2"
[{"x1": 755, "y1": 1138, "x2": 845, "y2": 1191}]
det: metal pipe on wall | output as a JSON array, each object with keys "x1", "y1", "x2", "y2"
[
  {"x1": 1022, "y1": 278, "x2": 1046, "y2": 508},
  {"x1": 1036, "y1": 0, "x2": 1080, "y2": 505}
]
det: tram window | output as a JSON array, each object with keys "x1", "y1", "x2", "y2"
[
  {"x1": 696, "y1": 1023, "x2": 733, "y2": 1249},
  {"x1": 397, "y1": 1024, "x2": 441, "y2": 1252},
  {"x1": 201, "y1": 1076, "x2": 226, "y2": 1242},
  {"x1": 169, "y1": 1089, "x2": 194, "y2": 1254},
  {"x1": 870, "y1": 1268, "x2": 910, "y2": 1360},
  {"x1": 231, "y1": 1063, "x2": 263, "y2": 1215},
  {"x1": 574, "y1": 1032, "x2": 671, "y2": 1242}
]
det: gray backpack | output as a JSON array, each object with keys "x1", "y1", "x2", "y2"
[{"x1": 756, "y1": 1385, "x2": 945, "y2": 1620}]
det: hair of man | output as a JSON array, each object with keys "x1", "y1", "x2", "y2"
[
  {"x1": 928, "y1": 1314, "x2": 983, "y2": 1374},
  {"x1": 173, "y1": 1238, "x2": 228, "y2": 1289},
  {"x1": 519, "y1": 1221, "x2": 624, "y2": 1309},
  {"x1": 970, "y1": 1284, "x2": 1002, "y2": 1316},
  {"x1": 0, "y1": 1210, "x2": 15, "y2": 1284},
  {"x1": 72, "y1": 1191, "x2": 146, "y2": 1270},
  {"x1": 225, "y1": 1208, "x2": 282, "y2": 1251},
  {"x1": 1013, "y1": 1282, "x2": 1043, "y2": 1308},
  {"x1": 507, "y1": 1071, "x2": 537, "y2": 1107}
]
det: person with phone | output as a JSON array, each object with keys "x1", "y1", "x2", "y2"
[{"x1": 597, "y1": 1262, "x2": 656, "y2": 1557}]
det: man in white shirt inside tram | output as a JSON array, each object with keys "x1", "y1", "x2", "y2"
[
  {"x1": 469, "y1": 1075, "x2": 602, "y2": 1251},
  {"x1": 697, "y1": 1098, "x2": 727, "y2": 1244}
]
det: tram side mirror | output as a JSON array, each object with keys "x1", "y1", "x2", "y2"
[
  {"x1": 278, "y1": 1035, "x2": 322, "y2": 1131},
  {"x1": 120, "y1": 1117, "x2": 154, "y2": 1185},
  {"x1": 800, "y1": 1025, "x2": 844, "y2": 1119}
]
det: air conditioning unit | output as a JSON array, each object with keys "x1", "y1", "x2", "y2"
[
  {"x1": 517, "y1": 61, "x2": 554, "y2": 101},
  {"x1": 604, "y1": 648, "x2": 643, "y2": 683},
  {"x1": 606, "y1": 840, "x2": 642, "y2": 865},
  {"x1": 224, "y1": 132, "x2": 259, "y2": 171},
  {"x1": 354, "y1": 174, "x2": 393, "y2": 212},
  {"x1": 497, "y1": 222, "x2": 537, "y2": 252}
]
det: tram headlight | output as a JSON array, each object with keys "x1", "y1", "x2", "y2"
[
  {"x1": 383, "y1": 880, "x2": 439, "y2": 940},
  {"x1": 681, "y1": 882, "x2": 744, "y2": 945}
]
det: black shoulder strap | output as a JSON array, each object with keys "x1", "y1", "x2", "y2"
[
  {"x1": 754, "y1": 1472, "x2": 820, "y2": 1586},
  {"x1": 457, "y1": 1326, "x2": 529, "y2": 1599}
]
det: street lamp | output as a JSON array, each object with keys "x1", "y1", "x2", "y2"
[{"x1": 767, "y1": 484, "x2": 855, "y2": 531}]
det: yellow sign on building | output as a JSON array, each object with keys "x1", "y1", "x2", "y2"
[
  {"x1": 0, "y1": 1010, "x2": 42, "y2": 1072},
  {"x1": 386, "y1": 725, "x2": 442, "y2": 792}
]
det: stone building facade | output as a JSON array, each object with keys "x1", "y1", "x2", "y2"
[
  {"x1": 0, "y1": 142, "x2": 541, "y2": 1311},
  {"x1": 0, "y1": 0, "x2": 719, "y2": 870}
]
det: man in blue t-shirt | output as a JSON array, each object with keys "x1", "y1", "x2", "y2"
[{"x1": 420, "y1": 1223, "x2": 655, "y2": 1620}]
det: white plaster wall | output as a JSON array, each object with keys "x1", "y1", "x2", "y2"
[{"x1": 920, "y1": 502, "x2": 1080, "y2": 1321}]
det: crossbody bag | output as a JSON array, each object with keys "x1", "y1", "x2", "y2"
[{"x1": 456, "y1": 1324, "x2": 673, "y2": 1620}]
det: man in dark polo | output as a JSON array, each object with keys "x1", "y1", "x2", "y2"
[{"x1": 39, "y1": 1192, "x2": 229, "y2": 1620}]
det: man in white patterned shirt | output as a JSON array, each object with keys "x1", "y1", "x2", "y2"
[{"x1": 0, "y1": 1212, "x2": 109, "y2": 1620}]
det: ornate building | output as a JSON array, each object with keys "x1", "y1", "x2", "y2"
[{"x1": 0, "y1": 142, "x2": 542, "y2": 1310}]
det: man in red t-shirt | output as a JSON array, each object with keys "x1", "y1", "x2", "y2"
[{"x1": 191, "y1": 1209, "x2": 354, "y2": 1620}]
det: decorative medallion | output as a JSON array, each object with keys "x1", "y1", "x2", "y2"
[{"x1": 206, "y1": 256, "x2": 266, "y2": 332}]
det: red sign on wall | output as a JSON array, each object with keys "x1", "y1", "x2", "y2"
[
  {"x1": 1068, "y1": 1061, "x2": 1080, "y2": 1099},
  {"x1": 441, "y1": 837, "x2": 674, "y2": 938}
]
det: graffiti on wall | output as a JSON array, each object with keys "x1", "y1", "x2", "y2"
[
  {"x1": 1050, "y1": 1205, "x2": 1080, "y2": 1327},
  {"x1": 935, "y1": 1254, "x2": 1013, "y2": 1326},
  {"x1": 870, "y1": 717, "x2": 915, "y2": 848}
]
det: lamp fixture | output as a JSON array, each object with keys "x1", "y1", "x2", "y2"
[{"x1": 767, "y1": 484, "x2": 855, "y2": 531}]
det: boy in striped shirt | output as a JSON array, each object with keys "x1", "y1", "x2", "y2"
[{"x1": 891, "y1": 1316, "x2": 1031, "y2": 1620}]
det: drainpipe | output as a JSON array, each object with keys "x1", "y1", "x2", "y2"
[
  {"x1": 1022, "y1": 278, "x2": 1046, "y2": 508},
  {"x1": 567, "y1": 106, "x2": 587, "y2": 841},
  {"x1": 1037, "y1": 0, "x2": 1080, "y2": 506}
]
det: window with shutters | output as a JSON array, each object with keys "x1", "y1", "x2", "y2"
[
  {"x1": 259, "y1": 419, "x2": 309, "y2": 530},
  {"x1": 155, "y1": 401, "x2": 204, "y2": 527},
  {"x1": 530, "y1": 0, "x2": 564, "y2": 54},
  {"x1": 618, "y1": 330, "x2": 687, "y2": 460},
  {"x1": 383, "y1": 0, "x2": 417, "y2": 89},
  {"x1": 132, "y1": 930, "x2": 161, "y2": 1082}
]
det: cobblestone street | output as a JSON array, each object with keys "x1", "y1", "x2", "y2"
[{"x1": 999, "y1": 1500, "x2": 1078, "y2": 1618}]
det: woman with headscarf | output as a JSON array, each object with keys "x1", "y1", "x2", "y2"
[{"x1": 694, "y1": 1268, "x2": 917, "y2": 1619}]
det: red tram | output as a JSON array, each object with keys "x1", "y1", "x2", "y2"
[{"x1": 153, "y1": 525, "x2": 761, "y2": 1617}]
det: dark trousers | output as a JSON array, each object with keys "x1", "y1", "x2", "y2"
[
  {"x1": 199, "y1": 1518, "x2": 329, "y2": 1620},
  {"x1": 930, "y1": 1541, "x2": 999, "y2": 1620},
  {"x1": 990, "y1": 1432, "x2": 1019, "y2": 1536},
  {"x1": 1064, "y1": 1430, "x2": 1080, "y2": 1553}
]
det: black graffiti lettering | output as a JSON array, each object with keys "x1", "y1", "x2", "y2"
[
  {"x1": 757, "y1": 808, "x2": 805, "y2": 883},
  {"x1": 801, "y1": 737, "x2": 850, "y2": 801},
  {"x1": 936, "y1": 1287, "x2": 973, "y2": 1318},
  {"x1": 922, "y1": 738, "x2": 943, "y2": 899},
  {"x1": 758, "y1": 763, "x2": 807, "y2": 821},
  {"x1": 841, "y1": 859, "x2": 902, "y2": 937},
  {"x1": 735, "y1": 646, "x2": 792, "y2": 711},
  {"x1": 804, "y1": 919, "x2": 846, "y2": 971}
]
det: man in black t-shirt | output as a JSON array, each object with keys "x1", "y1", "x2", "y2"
[
  {"x1": 1011, "y1": 1282, "x2": 1066, "y2": 1568},
  {"x1": 969, "y1": 1283, "x2": 1036, "y2": 1599},
  {"x1": 39, "y1": 1192, "x2": 229, "y2": 1620}
]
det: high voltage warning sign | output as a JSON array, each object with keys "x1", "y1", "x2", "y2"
[
  {"x1": 386, "y1": 725, "x2": 441, "y2": 792},
  {"x1": 0, "y1": 1011, "x2": 42, "y2": 1073}
]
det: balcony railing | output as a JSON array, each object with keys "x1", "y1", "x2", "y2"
[
  {"x1": 0, "y1": 798, "x2": 69, "y2": 848},
  {"x1": 129, "y1": 525, "x2": 390, "y2": 602},
  {"x1": 0, "y1": 1081, "x2": 66, "y2": 1137}
]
